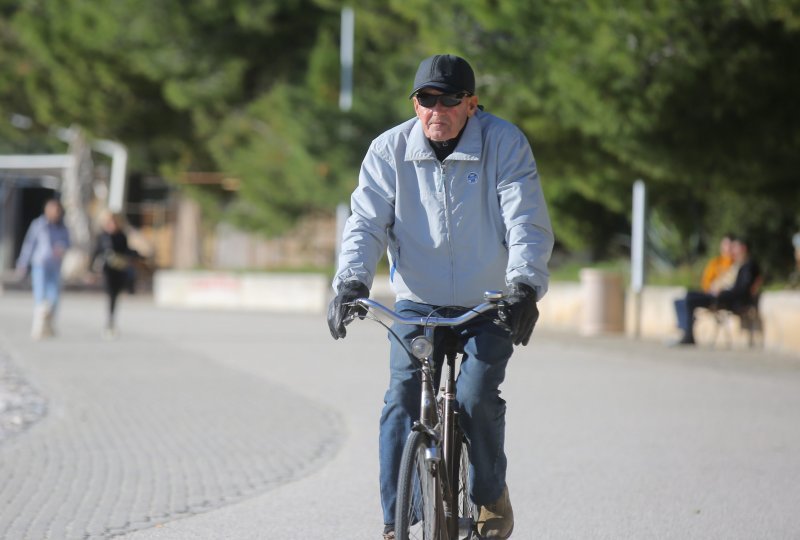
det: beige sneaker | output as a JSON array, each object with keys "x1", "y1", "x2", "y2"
[
  {"x1": 103, "y1": 327, "x2": 118, "y2": 340},
  {"x1": 43, "y1": 303, "x2": 55, "y2": 337},
  {"x1": 31, "y1": 303, "x2": 49, "y2": 339},
  {"x1": 477, "y1": 484, "x2": 514, "y2": 538}
]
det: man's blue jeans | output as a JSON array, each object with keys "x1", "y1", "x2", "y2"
[
  {"x1": 674, "y1": 297, "x2": 688, "y2": 332},
  {"x1": 379, "y1": 300, "x2": 513, "y2": 527},
  {"x1": 31, "y1": 264, "x2": 62, "y2": 312}
]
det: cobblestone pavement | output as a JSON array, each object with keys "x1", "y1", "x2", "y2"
[
  {"x1": 0, "y1": 348, "x2": 47, "y2": 443},
  {"x1": 0, "y1": 292, "x2": 342, "y2": 539}
]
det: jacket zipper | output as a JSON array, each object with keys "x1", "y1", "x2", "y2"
[{"x1": 440, "y1": 161, "x2": 457, "y2": 304}]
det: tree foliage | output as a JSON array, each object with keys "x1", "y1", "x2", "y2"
[{"x1": 1, "y1": 0, "x2": 798, "y2": 276}]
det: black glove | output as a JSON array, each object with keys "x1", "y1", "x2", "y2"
[
  {"x1": 327, "y1": 281, "x2": 370, "y2": 340},
  {"x1": 507, "y1": 282, "x2": 539, "y2": 346}
]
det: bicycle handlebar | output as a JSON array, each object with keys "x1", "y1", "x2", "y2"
[{"x1": 351, "y1": 297, "x2": 503, "y2": 328}]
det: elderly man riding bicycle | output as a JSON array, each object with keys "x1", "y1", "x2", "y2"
[{"x1": 328, "y1": 54, "x2": 554, "y2": 540}]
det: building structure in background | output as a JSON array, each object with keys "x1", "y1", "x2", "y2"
[
  {"x1": 0, "y1": 127, "x2": 164, "y2": 287},
  {"x1": 2, "y1": 129, "x2": 338, "y2": 287}
]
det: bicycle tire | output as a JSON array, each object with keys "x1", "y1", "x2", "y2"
[
  {"x1": 453, "y1": 429, "x2": 478, "y2": 535},
  {"x1": 395, "y1": 430, "x2": 445, "y2": 540}
]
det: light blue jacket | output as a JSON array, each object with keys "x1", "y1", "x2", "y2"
[
  {"x1": 334, "y1": 109, "x2": 554, "y2": 307},
  {"x1": 16, "y1": 215, "x2": 71, "y2": 272}
]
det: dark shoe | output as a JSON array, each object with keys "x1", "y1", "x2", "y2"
[
  {"x1": 477, "y1": 484, "x2": 514, "y2": 539},
  {"x1": 382, "y1": 530, "x2": 395, "y2": 540},
  {"x1": 668, "y1": 335, "x2": 695, "y2": 347}
]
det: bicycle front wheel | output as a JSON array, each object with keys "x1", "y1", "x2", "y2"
[
  {"x1": 453, "y1": 431, "x2": 478, "y2": 535},
  {"x1": 395, "y1": 430, "x2": 445, "y2": 540}
]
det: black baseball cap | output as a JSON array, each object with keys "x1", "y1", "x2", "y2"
[{"x1": 409, "y1": 54, "x2": 475, "y2": 98}]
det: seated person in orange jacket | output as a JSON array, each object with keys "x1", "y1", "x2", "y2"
[
  {"x1": 673, "y1": 234, "x2": 734, "y2": 336},
  {"x1": 700, "y1": 234, "x2": 735, "y2": 293},
  {"x1": 673, "y1": 236, "x2": 761, "y2": 345}
]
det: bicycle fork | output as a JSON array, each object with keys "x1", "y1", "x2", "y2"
[
  {"x1": 441, "y1": 351, "x2": 462, "y2": 539},
  {"x1": 415, "y1": 330, "x2": 472, "y2": 539}
]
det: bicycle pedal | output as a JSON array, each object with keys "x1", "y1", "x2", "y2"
[{"x1": 457, "y1": 517, "x2": 477, "y2": 539}]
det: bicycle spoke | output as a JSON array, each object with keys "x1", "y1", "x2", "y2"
[{"x1": 396, "y1": 432, "x2": 444, "y2": 540}]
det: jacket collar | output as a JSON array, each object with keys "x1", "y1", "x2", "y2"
[{"x1": 405, "y1": 113, "x2": 482, "y2": 162}]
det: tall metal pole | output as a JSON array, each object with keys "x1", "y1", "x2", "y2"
[
  {"x1": 631, "y1": 180, "x2": 647, "y2": 339},
  {"x1": 335, "y1": 7, "x2": 355, "y2": 268},
  {"x1": 93, "y1": 139, "x2": 128, "y2": 213},
  {"x1": 339, "y1": 7, "x2": 354, "y2": 112},
  {"x1": 0, "y1": 181, "x2": 7, "y2": 281}
]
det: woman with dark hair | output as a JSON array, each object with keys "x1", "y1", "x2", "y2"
[{"x1": 92, "y1": 212, "x2": 139, "y2": 338}]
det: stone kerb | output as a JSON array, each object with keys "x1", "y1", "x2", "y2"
[
  {"x1": 625, "y1": 285, "x2": 687, "y2": 340},
  {"x1": 761, "y1": 291, "x2": 800, "y2": 355},
  {"x1": 153, "y1": 270, "x2": 328, "y2": 313},
  {"x1": 536, "y1": 281, "x2": 583, "y2": 331},
  {"x1": 626, "y1": 286, "x2": 800, "y2": 355},
  {"x1": 152, "y1": 270, "x2": 800, "y2": 356}
]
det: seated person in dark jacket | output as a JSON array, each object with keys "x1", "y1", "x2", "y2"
[{"x1": 674, "y1": 237, "x2": 761, "y2": 345}]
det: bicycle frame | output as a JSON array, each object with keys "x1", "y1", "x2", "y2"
[
  {"x1": 409, "y1": 337, "x2": 460, "y2": 536},
  {"x1": 353, "y1": 292, "x2": 507, "y2": 539}
]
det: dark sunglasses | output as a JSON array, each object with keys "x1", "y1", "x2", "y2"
[{"x1": 414, "y1": 92, "x2": 470, "y2": 108}]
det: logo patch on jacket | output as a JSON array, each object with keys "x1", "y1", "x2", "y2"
[{"x1": 467, "y1": 172, "x2": 479, "y2": 184}]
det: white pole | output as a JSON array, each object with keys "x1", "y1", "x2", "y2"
[
  {"x1": 0, "y1": 182, "x2": 7, "y2": 279},
  {"x1": 631, "y1": 180, "x2": 646, "y2": 338},
  {"x1": 339, "y1": 7, "x2": 354, "y2": 112},
  {"x1": 335, "y1": 8, "x2": 354, "y2": 275},
  {"x1": 336, "y1": 8, "x2": 354, "y2": 270},
  {"x1": 92, "y1": 139, "x2": 128, "y2": 213}
]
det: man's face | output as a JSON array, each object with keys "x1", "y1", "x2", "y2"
[
  {"x1": 731, "y1": 240, "x2": 748, "y2": 262},
  {"x1": 103, "y1": 215, "x2": 119, "y2": 233},
  {"x1": 413, "y1": 89, "x2": 479, "y2": 141},
  {"x1": 44, "y1": 201, "x2": 62, "y2": 223}
]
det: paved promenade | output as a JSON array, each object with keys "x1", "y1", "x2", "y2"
[{"x1": 1, "y1": 291, "x2": 799, "y2": 539}]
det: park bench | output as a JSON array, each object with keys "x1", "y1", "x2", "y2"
[{"x1": 700, "y1": 276, "x2": 764, "y2": 349}]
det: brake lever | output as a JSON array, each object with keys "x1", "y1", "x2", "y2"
[
  {"x1": 342, "y1": 299, "x2": 368, "y2": 326},
  {"x1": 493, "y1": 300, "x2": 512, "y2": 332}
]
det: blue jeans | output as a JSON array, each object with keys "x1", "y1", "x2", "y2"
[
  {"x1": 31, "y1": 264, "x2": 62, "y2": 312},
  {"x1": 674, "y1": 298, "x2": 688, "y2": 332},
  {"x1": 674, "y1": 291, "x2": 714, "y2": 340},
  {"x1": 379, "y1": 300, "x2": 513, "y2": 527}
]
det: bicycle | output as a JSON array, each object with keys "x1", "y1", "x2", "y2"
[{"x1": 347, "y1": 291, "x2": 509, "y2": 540}]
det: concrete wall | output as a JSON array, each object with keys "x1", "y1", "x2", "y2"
[
  {"x1": 152, "y1": 270, "x2": 800, "y2": 356},
  {"x1": 761, "y1": 291, "x2": 800, "y2": 356},
  {"x1": 153, "y1": 271, "x2": 329, "y2": 313}
]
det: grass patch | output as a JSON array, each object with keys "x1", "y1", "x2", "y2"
[
  {"x1": 550, "y1": 258, "x2": 707, "y2": 289},
  {"x1": 549, "y1": 259, "x2": 629, "y2": 282}
]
